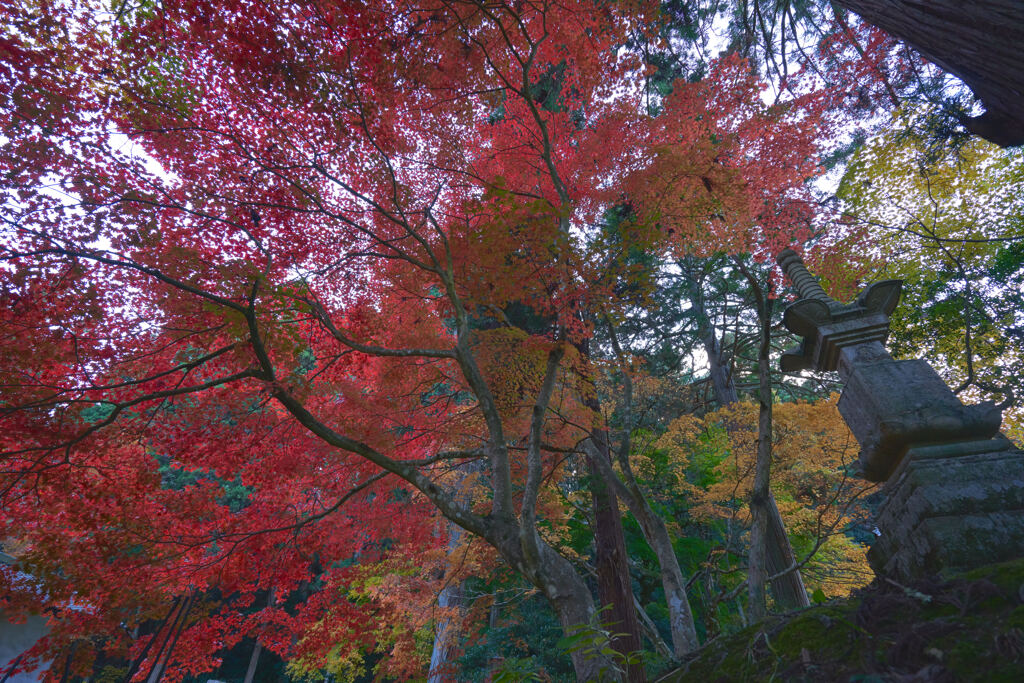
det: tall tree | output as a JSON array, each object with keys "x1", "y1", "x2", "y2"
[
  {"x1": 1, "y1": 0, "x2": 836, "y2": 678},
  {"x1": 682, "y1": 257, "x2": 810, "y2": 611},
  {"x1": 833, "y1": 0, "x2": 1024, "y2": 146},
  {"x1": 735, "y1": 261, "x2": 775, "y2": 621}
]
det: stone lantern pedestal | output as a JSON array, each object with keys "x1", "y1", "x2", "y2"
[
  {"x1": 868, "y1": 436, "x2": 1024, "y2": 580},
  {"x1": 838, "y1": 358, "x2": 1002, "y2": 482}
]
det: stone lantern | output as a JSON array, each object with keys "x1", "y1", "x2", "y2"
[{"x1": 776, "y1": 249, "x2": 1024, "y2": 580}]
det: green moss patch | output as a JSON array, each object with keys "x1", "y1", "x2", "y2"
[{"x1": 657, "y1": 558, "x2": 1024, "y2": 682}]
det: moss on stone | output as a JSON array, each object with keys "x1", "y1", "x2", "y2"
[
  {"x1": 961, "y1": 556, "x2": 1024, "y2": 593},
  {"x1": 773, "y1": 607, "x2": 859, "y2": 661},
  {"x1": 1008, "y1": 605, "x2": 1024, "y2": 630},
  {"x1": 656, "y1": 559, "x2": 1024, "y2": 682}
]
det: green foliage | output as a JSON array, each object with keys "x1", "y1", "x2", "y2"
[
  {"x1": 556, "y1": 608, "x2": 645, "y2": 683},
  {"x1": 155, "y1": 454, "x2": 253, "y2": 512},
  {"x1": 490, "y1": 657, "x2": 545, "y2": 683},
  {"x1": 838, "y1": 112, "x2": 1024, "y2": 432},
  {"x1": 93, "y1": 665, "x2": 128, "y2": 683},
  {"x1": 81, "y1": 401, "x2": 117, "y2": 424},
  {"x1": 458, "y1": 588, "x2": 574, "y2": 682}
]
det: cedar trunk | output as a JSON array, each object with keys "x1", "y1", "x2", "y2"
[
  {"x1": 585, "y1": 436, "x2": 701, "y2": 659},
  {"x1": 577, "y1": 336, "x2": 646, "y2": 681},
  {"x1": 747, "y1": 296, "x2": 775, "y2": 622},
  {"x1": 587, "y1": 428, "x2": 647, "y2": 682},
  {"x1": 696, "y1": 299, "x2": 808, "y2": 611},
  {"x1": 836, "y1": 0, "x2": 1024, "y2": 146}
]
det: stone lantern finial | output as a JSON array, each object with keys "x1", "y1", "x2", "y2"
[
  {"x1": 775, "y1": 248, "x2": 902, "y2": 378},
  {"x1": 776, "y1": 248, "x2": 835, "y2": 304}
]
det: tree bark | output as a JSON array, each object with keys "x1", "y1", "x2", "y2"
[
  {"x1": 427, "y1": 533, "x2": 465, "y2": 683},
  {"x1": 478, "y1": 505, "x2": 615, "y2": 680},
  {"x1": 577, "y1": 336, "x2": 646, "y2": 682},
  {"x1": 585, "y1": 438, "x2": 700, "y2": 659},
  {"x1": 685, "y1": 266, "x2": 738, "y2": 405},
  {"x1": 764, "y1": 492, "x2": 809, "y2": 609},
  {"x1": 242, "y1": 641, "x2": 262, "y2": 683},
  {"x1": 691, "y1": 278, "x2": 808, "y2": 611},
  {"x1": 835, "y1": 0, "x2": 1024, "y2": 147},
  {"x1": 487, "y1": 600, "x2": 503, "y2": 680},
  {"x1": 145, "y1": 592, "x2": 194, "y2": 683},
  {"x1": 702, "y1": 327, "x2": 738, "y2": 405},
  {"x1": 242, "y1": 589, "x2": 274, "y2": 683},
  {"x1": 531, "y1": 540, "x2": 612, "y2": 681},
  {"x1": 586, "y1": 428, "x2": 647, "y2": 683},
  {"x1": 428, "y1": 460, "x2": 485, "y2": 683},
  {"x1": 596, "y1": 314, "x2": 701, "y2": 659},
  {"x1": 633, "y1": 594, "x2": 674, "y2": 659},
  {"x1": 626, "y1": 494, "x2": 699, "y2": 658},
  {"x1": 746, "y1": 295, "x2": 774, "y2": 623}
]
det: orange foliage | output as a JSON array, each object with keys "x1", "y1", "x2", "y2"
[{"x1": 657, "y1": 396, "x2": 877, "y2": 597}]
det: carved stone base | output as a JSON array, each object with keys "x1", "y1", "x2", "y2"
[{"x1": 868, "y1": 437, "x2": 1024, "y2": 581}]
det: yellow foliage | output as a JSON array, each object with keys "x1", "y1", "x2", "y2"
[
  {"x1": 287, "y1": 645, "x2": 367, "y2": 683},
  {"x1": 472, "y1": 327, "x2": 551, "y2": 417},
  {"x1": 656, "y1": 396, "x2": 877, "y2": 597}
]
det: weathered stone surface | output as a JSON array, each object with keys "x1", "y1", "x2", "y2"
[
  {"x1": 781, "y1": 300, "x2": 893, "y2": 373},
  {"x1": 868, "y1": 441, "x2": 1024, "y2": 581},
  {"x1": 838, "y1": 360, "x2": 1003, "y2": 481},
  {"x1": 776, "y1": 248, "x2": 902, "y2": 375}
]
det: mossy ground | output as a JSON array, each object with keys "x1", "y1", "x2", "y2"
[{"x1": 656, "y1": 558, "x2": 1024, "y2": 682}]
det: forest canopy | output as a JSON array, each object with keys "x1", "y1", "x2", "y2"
[{"x1": 1, "y1": 1, "x2": 1021, "y2": 681}]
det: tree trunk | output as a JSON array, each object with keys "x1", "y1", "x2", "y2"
[
  {"x1": 764, "y1": 492, "x2": 809, "y2": 610},
  {"x1": 428, "y1": 461, "x2": 483, "y2": 682},
  {"x1": 631, "y1": 502, "x2": 700, "y2": 658},
  {"x1": 593, "y1": 306, "x2": 702, "y2": 659},
  {"x1": 145, "y1": 592, "x2": 194, "y2": 683},
  {"x1": 695, "y1": 287, "x2": 808, "y2": 611},
  {"x1": 487, "y1": 601, "x2": 503, "y2": 681},
  {"x1": 633, "y1": 594, "x2": 673, "y2": 660},
  {"x1": 701, "y1": 327, "x2": 738, "y2": 405},
  {"x1": 576, "y1": 336, "x2": 646, "y2": 681},
  {"x1": 483, "y1": 514, "x2": 614, "y2": 681},
  {"x1": 242, "y1": 589, "x2": 274, "y2": 683},
  {"x1": 427, "y1": 553, "x2": 464, "y2": 683},
  {"x1": 746, "y1": 295, "x2": 774, "y2": 623},
  {"x1": 686, "y1": 268, "x2": 738, "y2": 406},
  {"x1": 534, "y1": 542, "x2": 614, "y2": 681},
  {"x1": 242, "y1": 641, "x2": 262, "y2": 683},
  {"x1": 835, "y1": 0, "x2": 1024, "y2": 146},
  {"x1": 586, "y1": 429, "x2": 647, "y2": 683},
  {"x1": 584, "y1": 438, "x2": 700, "y2": 659}
]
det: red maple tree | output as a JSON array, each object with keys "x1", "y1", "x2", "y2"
[{"x1": 1, "y1": 0, "x2": 837, "y2": 678}]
